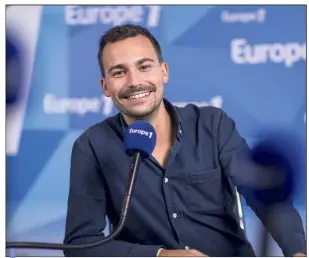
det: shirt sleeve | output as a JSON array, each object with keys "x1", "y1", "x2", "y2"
[
  {"x1": 63, "y1": 136, "x2": 163, "y2": 257},
  {"x1": 216, "y1": 109, "x2": 306, "y2": 257}
]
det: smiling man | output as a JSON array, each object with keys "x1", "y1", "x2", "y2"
[
  {"x1": 63, "y1": 24, "x2": 306, "y2": 257},
  {"x1": 99, "y1": 30, "x2": 168, "y2": 132}
]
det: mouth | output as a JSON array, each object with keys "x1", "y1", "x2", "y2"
[{"x1": 124, "y1": 91, "x2": 151, "y2": 100}]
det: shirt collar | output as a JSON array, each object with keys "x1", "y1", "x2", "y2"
[{"x1": 119, "y1": 98, "x2": 183, "y2": 140}]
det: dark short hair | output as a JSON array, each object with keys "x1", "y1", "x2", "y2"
[{"x1": 97, "y1": 24, "x2": 163, "y2": 77}]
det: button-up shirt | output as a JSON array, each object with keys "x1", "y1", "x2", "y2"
[{"x1": 63, "y1": 99, "x2": 306, "y2": 257}]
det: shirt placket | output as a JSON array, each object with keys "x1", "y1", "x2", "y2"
[{"x1": 162, "y1": 129, "x2": 190, "y2": 249}]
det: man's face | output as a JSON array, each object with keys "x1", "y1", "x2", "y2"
[{"x1": 100, "y1": 35, "x2": 169, "y2": 119}]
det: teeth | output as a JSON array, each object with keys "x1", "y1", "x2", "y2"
[{"x1": 128, "y1": 92, "x2": 150, "y2": 99}]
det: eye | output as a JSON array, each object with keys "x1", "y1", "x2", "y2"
[
  {"x1": 112, "y1": 70, "x2": 126, "y2": 77},
  {"x1": 140, "y1": 64, "x2": 151, "y2": 71}
]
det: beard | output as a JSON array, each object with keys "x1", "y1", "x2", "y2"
[
  {"x1": 113, "y1": 84, "x2": 163, "y2": 120},
  {"x1": 122, "y1": 97, "x2": 163, "y2": 120},
  {"x1": 118, "y1": 93, "x2": 163, "y2": 120}
]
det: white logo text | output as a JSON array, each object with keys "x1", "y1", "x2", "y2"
[
  {"x1": 173, "y1": 96, "x2": 223, "y2": 109},
  {"x1": 231, "y1": 38, "x2": 306, "y2": 67},
  {"x1": 65, "y1": 6, "x2": 161, "y2": 27},
  {"x1": 43, "y1": 94, "x2": 113, "y2": 116},
  {"x1": 221, "y1": 9, "x2": 266, "y2": 23},
  {"x1": 129, "y1": 128, "x2": 153, "y2": 138}
]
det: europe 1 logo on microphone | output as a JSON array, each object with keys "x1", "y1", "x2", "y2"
[{"x1": 129, "y1": 128, "x2": 153, "y2": 139}]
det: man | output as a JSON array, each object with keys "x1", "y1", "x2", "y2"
[{"x1": 63, "y1": 24, "x2": 306, "y2": 257}]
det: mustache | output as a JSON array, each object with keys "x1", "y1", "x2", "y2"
[{"x1": 118, "y1": 84, "x2": 157, "y2": 98}]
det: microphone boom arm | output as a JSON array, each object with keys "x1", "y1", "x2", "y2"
[{"x1": 6, "y1": 152, "x2": 142, "y2": 250}]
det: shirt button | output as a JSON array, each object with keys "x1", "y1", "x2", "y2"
[
  {"x1": 185, "y1": 246, "x2": 189, "y2": 250},
  {"x1": 164, "y1": 177, "x2": 169, "y2": 183},
  {"x1": 172, "y1": 213, "x2": 177, "y2": 219}
]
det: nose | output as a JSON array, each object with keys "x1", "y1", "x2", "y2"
[{"x1": 126, "y1": 70, "x2": 143, "y2": 86}]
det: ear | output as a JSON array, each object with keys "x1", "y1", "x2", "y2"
[
  {"x1": 101, "y1": 77, "x2": 111, "y2": 97},
  {"x1": 161, "y1": 62, "x2": 169, "y2": 83}
]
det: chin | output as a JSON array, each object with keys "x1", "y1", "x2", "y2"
[{"x1": 125, "y1": 108, "x2": 155, "y2": 119}]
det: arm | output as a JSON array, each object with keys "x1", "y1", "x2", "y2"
[
  {"x1": 63, "y1": 137, "x2": 162, "y2": 257},
  {"x1": 216, "y1": 109, "x2": 306, "y2": 257}
]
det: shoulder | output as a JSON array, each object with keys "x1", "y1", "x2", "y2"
[
  {"x1": 174, "y1": 102, "x2": 229, "y2": 127},
  {"x1": 173, "y1": 102, "x2": 239, "y2": 144},
  {"x1": 73, "y1": 113, "x2": 122, "y2": 151}
]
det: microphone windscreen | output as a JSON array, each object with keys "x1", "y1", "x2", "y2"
[{"x1": 123, "y1": 120, "x2": 157, "y2": 158}]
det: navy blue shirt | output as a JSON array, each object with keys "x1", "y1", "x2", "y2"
[{"x1": 63, "y1": 99, "x2": 306, "y2": 257}]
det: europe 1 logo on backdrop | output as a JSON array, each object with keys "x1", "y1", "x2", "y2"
[
  {"x1": 65, "y1": 5, "x2": 162, "y2": 28},
  {"x1": 42, "y1": 94, "x2": 223, "y2": 116},
  {"x1": 230, "y1": 38, "x2": 306, "y2": 67}
]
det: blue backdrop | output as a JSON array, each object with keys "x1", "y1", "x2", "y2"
[{"x1": 6, "y1": 5, "x2": 306, "y2": 256}]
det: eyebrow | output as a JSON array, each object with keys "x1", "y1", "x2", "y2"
[
  {"x1": 107, "y1": 58, "x2": 155, "y2": 74},
  {"x1": 136, "y1": 58, "x2": 155, "y2": 65}
]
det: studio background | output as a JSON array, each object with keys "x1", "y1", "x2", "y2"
[{"x1": 6, "y1": 5, "x2": 306, "y2": 256}]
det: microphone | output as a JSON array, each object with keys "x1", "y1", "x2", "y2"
[
  {"x1": 249, "y1": 131, "x2": 304, "y2": 256},
  {"x1": 6, "y1": 120, "x2": 157, "y2": 250}
]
